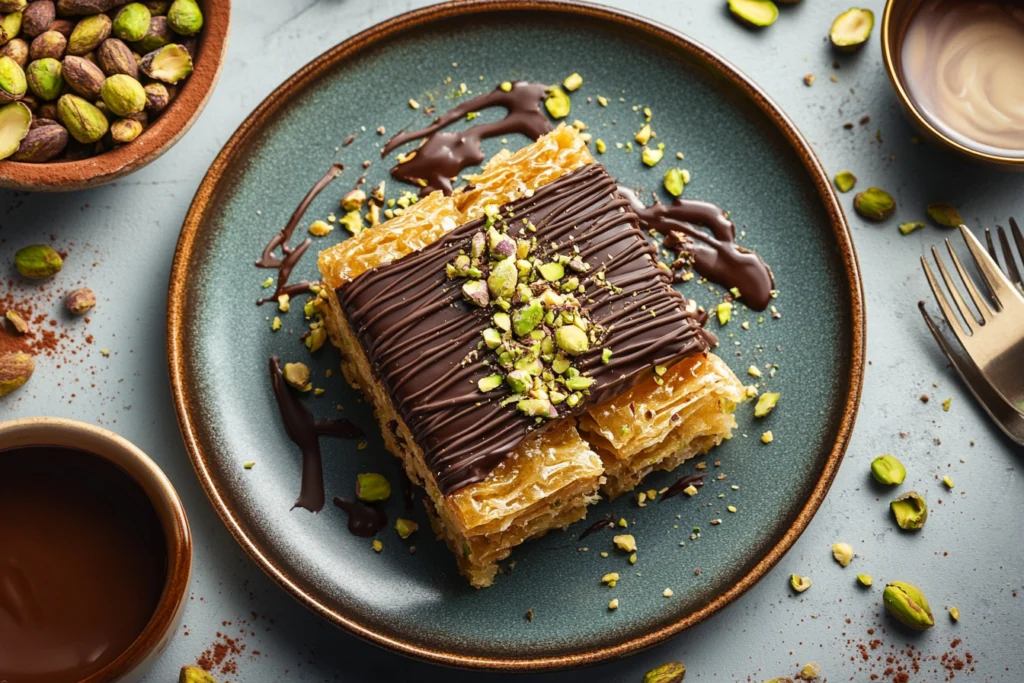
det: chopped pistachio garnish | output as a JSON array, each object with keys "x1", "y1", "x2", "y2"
[
  {"x1": 761, "y1": 431, "x2": 773, "y2": 444},
  {"x1": 662, "y1": 588, "x2": 673, "y2": 598},
  {"x1": 356, "y1": 472, "x2": 391, "y2": 502},
  {"x1": 283, "y1": 362, "x2": 310, "y2": 390},
  {"x1": 891, "y1": 491, "x2": 928, "y2": 530},
  {"x1": 927, "y1": 202, "x2": 963, "y2": 227},
  {"x1": 871, "y1": 454, "x2": 906, "y2": 485},
  {"x1": 545, "y1": 87, "x2": 571, "y2": 119},
  {"x1": 942, "y1": 475, "x2": 954, "y2": 489},
  {"x1": 563, "y1": 72, "x2": 583, "y2": 91},
  {"x1": 243, "y1": 461, "x2": 255, "y2": 469},
  {"x1": 635, "y1": 124, "x2": 652, "y2": 145},
  {"x1": 833, "y1": 171, "x2": 856, "y2": 193},
  {"x1": 790, "y1": 574, "x2": 812, "y2": 592},
  {"x1": 629, "y1": 552, "x2": 637, "y2": 565},
  {"x1": 500, "y1": 81, "x2": 513, "y2": 92},
  {"x1": 339, "y1": 210, "x2": 364, "y2": 235},
  {"x1": 682, "y1": 485, "x2": 699, "y2": 497},
  {"x1": 899, "y1": 221, "x2": 925, "y2": 235},
  {"x1": 832, "y1": 542, "x2": 854, "y2": 567},
  {"x1": 597, "y1": 95, "x2": 608, "y2": 106},
  {"x1": 595, "y1": 139, "x2": 606, "y2": 154},
  {"x1": 716, "y1": 301, "x2": 732, "y2": 326},
  {"x1": 618, "y1": 517, "x2": 628, "y2": 528},
  {"x1": 271, "y1": 316, "x2": 282, "y2": 331},
  {"x1": 857, "y1": 573, "x2": 873, "y2": 586},
  {"x1": 601, "y1": 572, "x2": 619, "y2": 585},
  {"x1": 372, "y1": 540, "x2": 383, "y2": 552},
  {"x1": 949, "y1": 606, "x2": 960, "y2": 621},
  {"x1": 394, "y1": 518, "x2": 419, "y2": 539},
  {"x1": 727, "y1": 505, "x2": 737, "y2": 513},
  {"x1": 308, "y1": 219, "x2": 333, "y2": 236},
  {"x1": 663, "y1": 168, "x2": 685, "y2": 197},
  {"x1": 278, "y1": 293, "x2": 291, "y2": 312},
  {"x1": 800, "y1": 662, "x2": 822, "y2": 680},
  {"x1": 613, "y1": 534, "x2": 637, "y2": 552},
  {"x1": 608, "y1": 598, "x2": 619, "y2": 610},
  {"x1": 408, "y1": 98, "x2": 420, "y2": 109},
  {"x1": 261, "y1": 277, "x2": 274, "y2": 288},
  {"x1": 747, "y1": 365, "x2": 762, "y2": 378},
  {"x1": 754, "y1": 392, "x2": 780, "y2": 417},
  {"x1": 942, "y1": 397, "x2": 951, "y2": 411},
  {"x1": 641, "y1": 146, "x2": 664, "y2": 167}
]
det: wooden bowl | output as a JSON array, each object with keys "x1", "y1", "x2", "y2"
[{"x1": 0, "y1": 0, "x2": 230, "y2": 192}]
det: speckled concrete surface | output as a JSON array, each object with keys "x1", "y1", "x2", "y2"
[{"x1": 1, "y1": 1, "x2": 1021, "y2": 681}]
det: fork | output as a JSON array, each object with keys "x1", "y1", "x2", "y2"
[
  {"x1": 984, "y1": 217, "x2": 1024, "y2": 295},
  {"x1": 920, "y1": 225, "x2": 1024, "y2": 415}
]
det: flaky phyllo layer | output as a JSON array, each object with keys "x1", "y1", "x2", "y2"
[{"x1": 318, "y1": 126, "x2": 744, "y2": 587}]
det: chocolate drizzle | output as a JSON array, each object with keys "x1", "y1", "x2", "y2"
[
  {"x1": 382, "y1": 81, "x2": 551, "y2": 196},
  {"x1": 256, "y1": 163, "x2": 344, "y2": 305},
  {"x1": 333, "y1": 497, "x2": 388, "y2": 537},
  {"x1": 269, "y1": 356, "x2": 364, "y2": 512},
  {"x1": 578, "y1": 516, "x2": 616, "y2": 541},
  {"x1": 619, "y1": 187, "x2": 775, "y2": 311},
  {"x1": 339, "y1": 164, "x2": 715, "y2": 495},
  {"x1": 659, "y1": 473, "x2": 706, "y2": 502}
]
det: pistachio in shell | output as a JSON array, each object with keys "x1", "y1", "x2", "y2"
[
  {"x1": 883, "y1": 581, "x2": 934, "y2": 630},
  {"x1": 21, "y1": 0, "x2": 53, "y2": 37},
  {"x1": 112, "y1": 2, "x2": 150, "y2": 42},
  {"x1": 138, "y1": 42, "x2": 190, "y2": 83},
  {"x1": 0, "y1": 11, "x2": 23, "y2": 45},
  {"x1": 544, "y1": 86, "x2": 569, "y2": 119},
  {"x1": 11, "y1": 119, "x2": 66, "y2": 160},
  {"x1": 167, "y1": 0, "x2": 201, "y2": 36},
  {"x1": 61, "y1": 54, "x2": 104, "y2": 98},
  {"x1": 833, "y1": 170, "x2": 856, "y2": 193},
  {"x1": 67, "y1": 12, "x2": 111, "y2": 55},
  {"x1": 96, "y1": 37, "x2": 136, "y2": 76},
  {"x1": 56, "y1": 0, "x2": 129, "y2": 15},
  {"x1": 830, "y1": 8, "x2": 874, "y2": 51},
  {"x1": 109, "y1": 115, "x2": 140, "y2": 142},
  {"x1": 926, "y1": 202, "x2": 963, "y2": 227},
  {"x1": 890, "y1": 490, "x2": 927, "y2": 530},
  {"x1": 100, "y1": 72, "x2": 144, "y2": 115},
  {"x1": 26, "y1": 57, "x2": 62, "y2": 100},
  {"x1": 0, "y1": 0, "x2": 25, "y2": 12},
  {"x1": 29, "y1": 30, "x2": 66, "y2": 60},
  {"x1": 36, "y1": 101, "x2": 55, "y2": 119},
  {"x1": 0, "y1": 351, "x2": 34, "y2": 397},
  {"x1": 57, "y1": 92, "x2": 107, "y2": 142},
  {"x1": 47, "y1": 18, "x2": 74, "y2": 38},
  {"x1": 143, "y1": 0, "x2": 169, "y2": 12},
  {"x1": 14, "y1": 242, "x2": 62, "y2": 277},
  {"x1": 0, "y1": 54, "x2": 25, "y2": 102},
  {"x1": 642, "y1": 662, "x2": 686, "y2": 683},
  {"x1": 0, "y1": 98, "x2": 29, "y2": 158},
  {"x1": 728, "y1": 0, "x2": 779, "y2": 28},
  {"x1": 1, "y1": 35, "x2": 25, "y2": 65},
  {"x1": 143, "y1": 79, "x2": 168, "y2": 112},
  {"x1": 854, "y1": 187, "x2": 895, "y2": 221},
  {"x1": 131, "y1": 14, "x2": 171, "y2": 53}
]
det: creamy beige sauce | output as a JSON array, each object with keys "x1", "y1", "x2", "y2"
[{"x1": 902, "y1": 0, "x2": 1024, "y2": 157}]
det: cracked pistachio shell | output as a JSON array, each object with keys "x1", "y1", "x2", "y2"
[
  {"x1": 15, "y1": 242, "x2": 62, "y2": 277},
  {"x1": 0, "y1": 54, "x2": 26, "y2": 102},
  {"x1": 29, "y1": 30, "x2": 66, "y2": 60},
  {"x1": 67, "y1": 13, "x2": 111, "y2": 55},
  {"x1": 2, "y1": 35, "x2": 26, "y2": 65},
  {"x1": 830, "y1": 8, "x2": 873, "y2": 51},
  {"x1": 131, "y1": 15, "x2": 172, "y2": 53},
  {"x1": 61, "y1": 54, "x2": 104, "y2": 98},
  {"x1": 790, "y1": 574, "x2": 811, "y2": 592},
  {"x1": 728, "y1": 0, "x2": 779, "y2": 28},
  {"x1": 179, "y1": 665, "x2": 217, "y2": 683},
  {"x1": 97, "y1": 37, "x2": 137, "y2": 77},
  {"x1": 883, "y1": 581, "x2": 934, "y2": 630},
  {"x1": 0, "y1": 98, "x2": 29, "y2": 158},
  {"x1": 57, "y1": 93, "x2": 107, "y2": 142},
  {"x1": 926, "y1": 202, "x2": 963, "y2": 227},
  {"x1": 113, "y1": 2, "x2": 151, "y2": 42},
  {"x1": 11, "y1": 115, "x2": 66, "y2": 160},
  {"x1": 142, "y1": 80, "x2": 169, "y2": 112},
  {"x1": 0, "y1": 10, "x2": 23, "y2": 45},
  {"x1": 642, "y1": 662, "x2": 686, "y2": 683},
  {"x1": 26, "y1": 57, "x2": 62, "y2": 100},
  {"x1": 109, "y1": 115, "x2": 141, "y2": 142},
  {"x1": 143, "y1": 0, "x2": 170, "y2": 12},
  {"x1": 0, "y1": 350, "x2": 34, "y2": 397},
  {"x1": 0, "y1": 0, "x2": 24, "y2": 12},
  {"x1": 544, "y1": 86, "x2": 569, "y2": 119},
  {"x1": 870, "y1": 454, "x2": 905, "y2": 485},
  {"x1": 138, "y1": 41, "x2": 190, "y2": 83},
  {"x1": 21, "y1": 1, "x2": 53, "y2": 37},
  {"x1": 834, "y1": 170, "x2": 856, "y2": 193},
  {"x1": 854, "y1": 187, "x2": 895, "y2": 221},
  {"x1": 891, "y1": 491, "x2": 927, "y2": 530},
  {"x1": 100, "y1": 73, "x2": 145, "y2": 115},
  {"x1": 355, "y1": 472, "x2": 391, "y2": 502},
  {"x1": 167, "y1": 0, "x2": 201, "y2": 36},
  {"x1": 57, "y1": 0, "x2": 129, "y2": 15}
]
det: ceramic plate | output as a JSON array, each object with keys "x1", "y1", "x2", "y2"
[{"x1": 169, "y1": 1, "x2": 863, "y2": 670}]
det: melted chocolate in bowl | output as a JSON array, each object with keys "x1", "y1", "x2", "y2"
[{"x1": 0, "y1": 447, "x2": 167, "y2": 683}]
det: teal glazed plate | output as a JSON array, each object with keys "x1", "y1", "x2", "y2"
[{"x1": 168, "y1": 1, "x2": 864, "y2": 671}]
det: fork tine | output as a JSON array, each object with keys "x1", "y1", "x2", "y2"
[
  {"x1": 1010, "y1": 218, "x2": 1024, "y2": 287},
  {"x1": 997, "y1": 226, "x2": 1022, "y2": 287},
  {"x1": 959, "y1": 225, "x2": 1021, "y2": 311},
  {"x1": 985, "y1": 227, "x2": 999, "y2": 263},
  {"x1": 945, "y1": 239, "x2": 993, "y2": 323},
  {"x1": 934, "y1": 244, "x2": 980, "y2": 329},
  {"x1": 921, "y1": 254, "x2": 970, "y2": 341}
]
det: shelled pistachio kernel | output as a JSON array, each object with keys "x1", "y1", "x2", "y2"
[
  {"x1": 641, "y1": 662, "x2": 686, "y2": 683},
  {"x1": 394, "y1": 518, "x2": 419, "y2": 539},
  {"x1": 800, "y1": 662, "x2": 822, "y2": 680},
  {"x1": 179, "y1": 665, "x2": 217, "y2": 683},
  {"x1": 899, "y1": 221, "x2": 924, "y2": 235},
  {"x1": 942, "y1": 475, "x2": 954, "y2": 489},
  {"x1": 601, "y1": 572, "x2": 619, "y2": 585},
  {"x1": 949, "y1": 606, "x2": 960, "y2": 621},
  {"x1": 716, "y1": 301, "x2": 732, "y2": 325},
  {"x1": 641, "y1": 146, "x2": 664, "y2": 167},
  {"x1": 562, "y1": 72, "x2": 582, "y2": 91},
  {"x1": 372, "y1": 540, "x2": 383, "y2": 552},
  {"x1": 613, "y1": 534, "x2": 636, "y2": 552},
  {"x1": 663, "y1": 167, "x2": 685, "y2": 197},
  {"x1": 790, "y1": 574, "x2": 812, "y2": 592},
  {"x1": 870, "y1": 453, "x2": 905, "y2": 485},
  {"x1": 883, "y1": 581, "x2": 934, "y2": 629},
  {"x1": 356, "y1": 472, "x2": 391, "y2": 502},
  {"x1": 635, "y1": 124, "x2": 652, "y2": 145},
  {"x1": 834, "y1": 170, "x2": 856, "y2": 193},
  {"x1": 857, "y1": 573, "x2": 873, "y2": 587},
  {"x1": 761, "y1": 430, "x2": 773, "y2": 444},
  {"x1": 544, "y1": 86, "x2": 570, "y2": 119},
  {"x1": 754, "y1": 391, "x2": 780, "y2": 417},
  {"x1": 282, "y1": 362, "x2": 310, "y2": 390},
  {"x1": 891, "y1": 491, "x2": 927, "y2": 530},
  {"x1": 832, "y1": 542, "x2": 854, "y2": 567}
]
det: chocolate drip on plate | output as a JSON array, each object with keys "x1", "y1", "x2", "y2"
[
  {"x1": 659, "y1": 473, "x2": 706, "y2": 502},
  {"x1": 333, "y1": 497, "x2": 388, "y2": 537},
  {"x1": 578, "y1": 516, "x2": 616, "y2": 541},
  {"x1": 620, "y1": 187, "x2": 775, "y2": 311},
  {"x1": 382, "y1": 81, "x2": 551, "y2": 196}
]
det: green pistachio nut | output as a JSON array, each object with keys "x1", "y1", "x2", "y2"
[
  {"x1": 834, "y1": 170, "x2": 856, "y2": 193},
  {"x1": 481, "y1": 327, "x2": 502, "y2": 349},
  {"x1": 883, "y1": 581, "x2": 934, "y2": 630},
  {"x1": 870, "y1": 454, "x2": 905, "y2": 485},
  {"x1": 642, "y1": 661, "x2": 686, "y2": 683},
  {"x1": 728, "y1": 0, "x2": 779, "y2": 28},
  {"x1": 544, "y1": 86, "x2": 569, "y2": 119},
  {"x1": 0, "y1": 54, "x2": 25, "y2": 102},
  {"x1": 754, "y1": 391, "x2": 780, "y2": 417},
  {"x1": 110, "y1": 116, "x2": 142, "y2": 143},
  {"x1": 505, "y1": 369, "x2": 531, "y2": 394},
  {"x1": 0, "y1": 10, "x2": 23, "y2": 46},
  {"x1": 26, "y1": 57, "x2": 61, "y2": 100},
  {"x1": 68, "y1": 13, "x2": 111, "y2": 55},
  {"x1": 30, "y1": 30, "x2": 66, "y2": 60},
  {"x1": 891, "y1": 491, "x2": 927, "y2": 530},
  {"x1": 0, "y1": 99, "x2": 29, "y2": 159},
  {"x1": 61, "y1": 54, "x2": 104, "y2": 98},
  {"x1": 517, "y1": 397, "x2": 556, "y2": 418},
  {"x1": 926, "y1": 202, "x2": 963, "y2": 228},
  {"x1": 57, "y1": 93, "x2": 108, "y2": 143},
  {"x1": 565, "y1": 375, "x2": 595, "y2": 391},
  {"x1": 487, "y1": 256, "x2": 518, "y2": 299},
  {"x1": 663, "y1": 167, "x2": 685, "y2": 197},
  {"x1": 555, "y1": 325, "x2": 589, "y2": 355},
  {"x1": 513, "y1": 354, "x2": 543, "y2": 376},
  {"x1": 537, "y1": 261, "x2": 564, "y2": 282},
  {"x1": 97, "y1": 37, "x2": 138, "y2": 77},
  {"x1": 167, "y1": 0, "x2": 202, "y2": 36},
  {"x1": 394, "y1": 517, "x2": 418, "y2": 539},
  {"x1": 830, "y1": 8, "x2": 874, "y2": 52},
  {"x1": 138, "y1": 41, "x2": 191, "y2": 83},
  {"x1": 132, "y1": 15, "x2": 172, "y2": 53},
  {"x1": 21, "y1": 1, "x2": 53, "y2": 38},
  {"x1": 641, "y1": 146, "x2": 663, "y2": 167},
  {"x1": 100, "y1": 73, "x2": 145, "y2": 116},
  {"x1": 512, "y1": 298, "x2": 543, "y2": 337},
  {"x1": 854, "y1": 187, "x2": 895, "y2": 221},
  {"x1": 800, "y1": 662, "x2": 821, "y2": 680},
  {"x1": 355, "y1": 472, "x2": 391, "y2": 502},
  {"x1": 179, "y1": 665, "x2": 217, "y2": 683},
  {"x1": 899, "y1": 221, "x2": 924, "y2": 236},
  {"x1": 477, "y1": 373, "x2": 503, "y2": 393},
  {"x1": 15, "y1": 243, "x2": 62, "y2": 278},
  {"x1": 790, "y1": 574, "x2": 811, "y2": 592},
  {"x1": 461, "y1": 279, "x2": 489, "y2": 308},
  {"x1": 113, "y1": 3, "x2": 152, "y2": 42}
]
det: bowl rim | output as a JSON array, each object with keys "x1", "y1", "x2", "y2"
[
  {"x1": 880, "y1": 0, "x2": 1024, "y2": 169},
  {"x1": 0, "y1": 0, "x2": 231, "y2": 192},
  {"x1": 0, "y1": 416, "x2": 193, "y2": 681},
  {"x1": 167, "y1": 0, "x2": 865, "y2": 671}
]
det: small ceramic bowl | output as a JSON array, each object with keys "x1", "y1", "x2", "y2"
[
  {"x1": 881, "y1": 0, "x2": 1024, "y2": 170},
  {"x1": 0, "y1": 417, "x2": 192, "y2": 683},
  {"x1": 0, "y1": 0, "x2": 230, "y2": 192}
]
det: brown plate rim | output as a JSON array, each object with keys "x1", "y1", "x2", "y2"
[{"x1": 167, "y1": 0, "x2": 865, "y2": 671}]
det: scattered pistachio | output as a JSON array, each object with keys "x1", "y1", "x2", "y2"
[
  {"x1": 101, "y1": 73, "x2": 145, "y2": 115},
  {"x1": 394, "y1": 518, "x2": 418, "y2": 539},
  {"x1": 372, "y1": 539, "x2": 383, "y2": 552},
  {"x1": 0, "y1": 351, "x2": 34, "y2": 397},
  {"x1": 544, "y1": 86, "x2": 570, "y2": 119},
  {"x1": 477, "y1": 374, "x2": 503, "y2": 392},
  {"x1": 761, "y1": 430, "x2": 773, "y2": 444},
  {"x1": 179, "y1": 665, "x2": 217, "y2": 683},
  {"x1": 0, "y1": 55, "x2": 27, "y2": 103},
  {"x1": 949, "y1": 606, "x2": 960, "y2": 622},
  {"x1": 833, "y1": 170, "x2": 856, "y2": 193},
  {"x1": 613, "y1": 534, "x2": 636, "y2": 553},
  {"x1": 277, "y1": 293, "x2": 290, "y2": 312},
  {"x1": 408, "y1": 97, "x2": 419, "y2": 109},
  {"x1": 308, "y1": 219, "x2": 332, "y2": 236},
  {"x1": 883, "y1": 581, "x2": 934, "y2": 629},
  {"x1": 927, "y1": 202, "x2": 962, "y2": 227},
  {"x1": 800, "y1": 662, "x2": 821, "y2": 680},
  {"x1": 728, "y1": 0, "x2": 779, "y2": 28},
  {"x1": 282, "y1": 361, "x2": 309, "y2": 390},
  {"x1": 830, "y1": 8, "x2": 874, "y2": 51},
  {"x1": 663, "y1": 167, "x2": 685, "y2": 197},
  {"x1": 662, "y1": 588, "x2": 673, "y2": 598},
  {"x1": 854, "y1": 187, "x2": 895, "y2": 221},
  {"x1": 341, "y1": 188, "x2": 366, "y2": 212},
  {"x1": 753, "y1": 392, "x2": 780, "y2": 418},
  {"x1": 562, "y1": 72, "x2": 582, "y2": 92},
  {"x1": 601, "y1": 572, "x2": 619, "y2": 585},
  {"x1": 870, "y1": 454, "x2": 906, "y2": 485},
  {"x1": 716, "y1": 301, "x2": 732, "y2": 325},
  {"x1": 635, "y1": 124, "x2": 652, "y2": 145},
  {"x1": 831, "y1": 542, "x2": 854, "y2": 567},
  {"x1": 608, "y1": 598, "x2": 619, "y2": 610},
  {"x1": 857, "y1": 573, "x2": 873, "y2": 587},
  {"x1": 65, "y1": 287, "x2": 96, "y2": 314},
  {"x1": 942, "y1": 396, "x2": 951, "y2": 411},
  {"x1": 890, "y1": 491, "x2": 927, "y2": 530},
  {"x1": 14, "y1": 243, "x2": 62, "y2": 278},
  {"x1": 339, "y1": 210, "x2": 363, "y2": 235},
  {"x1": 356, "y1": 472, "x2": 391, "y2": 502},
  {"x1": 243, "y1": 461, "x2": 255, "y2": 469},
  {"x1": 594, "y1": 138, "x2": 606, "y2": 154},
  {"x1": 790, "y1": 574, "x2": 811, "y2": 592},
  {"x1": 641, "y1": 662, "x2": 686, "y2": 683},
  {"x1": 942, "y1": 475, "x2": 954, "y2": 489},
  {"x1": 641, "y1": 146, "x2": 663, "y2": 167},
  {"x1": 899, "y1": 221, "x2": 924, "y2": 235},
  {"x1": 4, "y1": 309, "x2": 28, "y2": 334},
  {"x1": 682, "y1": 485, "x2": 698, "y2": 497}
]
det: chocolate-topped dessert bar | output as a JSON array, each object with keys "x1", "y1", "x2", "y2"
[{"x1": 318, "y1": 127, "x2": 744, "y2": 586}]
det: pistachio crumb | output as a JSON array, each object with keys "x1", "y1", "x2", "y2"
[
  {"x1": 563, "y1": 72, "x2": 583, "y2": 91},
  {"x1": 261, "y1": 277, "x2": 274, "y2": 288},
  {"x1": 613, "y1": 534, "x2": 637, "y2": 553},
  {"x1": 949, "y1": 606, "x2": 960, "y2": 621},
  {"x1": 791, "y1": 574, "x2": 812, "y2": 592},
  {"x1": 747, "y1": 364, "x2": 762, "y2": 378},
  {"x1": 372, "y1": 540, "x2": 383, "y2": 552},
  {"x1": 683, "y1": 485, "x2": 699, "y2": 497},
  {"x1": 629, "y1": 553, "x2": 637, "y2": 565},
  {"x1": 243, "y1": 461, "x2": 255, "y2": 469},
  {"x1": 271, "y1": 316, "x2": 281, "y2": 331},
  {"x1": 942, "y1": 475, "x2": 954, "y2": 489},
  {"x1": 277, "y1": 293, "x2": 291, "y2": 312},
  {"x1": 832, "y1": 542, "x2": 854, "y2": 567},
  {"x1": 761, "y1": 430, "x2": 773, "y2": 444},
  {"x1": 662, "y1": 588, "x2": 673, "y2": 598},
  {"x1": 857, "y1": 573, "x2": 873, "y2": 586},
  {"x1": 408, "y1": 98, "x2": 420, "y2": 109},
  {"x1": 500, "y1": 81, "x2": 512, "y2": 92},
  {"x1": 608, "y1": 598, "x2": 619, "y2": 610},
  {"x1": 942, "y1": 397, "x2": 952, "y2": 411},
  {"x1": 597, "y1": 95, "x2": 608, "y2": 106},
  {"x1": 601, "y1": 572, "x2": 619, "y2": 585},
  {"x1": 801, "y1": 661, "x2": 822, "y2": 679},
  {"x1": 727, "y1": 505, "x2": 737, "y2": 513},
  {"x1": 309, "y1": 219, "x2": 333, "y2": 236}
]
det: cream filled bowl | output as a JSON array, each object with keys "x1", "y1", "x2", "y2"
[{"x1": 883, "y1": 0, "x2": 1024, "y2": 169}]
